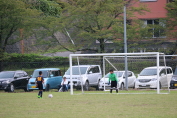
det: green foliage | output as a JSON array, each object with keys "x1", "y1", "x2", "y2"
[
  {"x1": 28, "y1": 0, "x2": 62, "y2": 17},
  {"x1": 24, "y1": 0, "x2": 76, "y2": 53},
  {"x1": 0, "y1": 53, "x2": 68, "y2": 62},
  {"x1": 0, "y1": 0, "x2": 41, "y2": 51},
  {"x1": 166, "y1": 0, "x2": 177, "y2": 38},
  {"x1": 59, "y1": 0, "x2": 148, "y2": 53}
]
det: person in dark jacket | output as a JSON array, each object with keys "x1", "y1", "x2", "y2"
[{"x1": 36, "y1": 71, "x2": 44, "y2": 98}]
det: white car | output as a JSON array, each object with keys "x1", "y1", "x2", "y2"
[
  {"x1": 98, "y1": 71, "x2": 136, "y2": 90},
  {"x1": 135, "y1": 66, "x2": 173, "y2": 89},
  {"x1": 64, "y1": 65, "x2": 102, "y2": 91}
]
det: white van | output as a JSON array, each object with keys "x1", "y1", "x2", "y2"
[
  {"x1": 64, "y1": 65, "x2": 102, "y2": 91},
  {"x1": 135, "y1": 66, "x2": 173, "y2": 89}
]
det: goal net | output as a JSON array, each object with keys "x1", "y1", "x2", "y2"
[{"x1": 68, "y1": 52, "x2": 170, "y2": 95}]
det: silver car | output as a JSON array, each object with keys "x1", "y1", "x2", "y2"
[{"x1": 64, "y1": 65, "x2": 102, "y2": 91}]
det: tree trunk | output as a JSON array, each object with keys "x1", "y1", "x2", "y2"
[
  {"x1": 98, "y1": 38, "x2": 105, "y2": 76},
  {"x1": 99, "y1": 38, "x2": 105, "y2": 53},
  {"x1": 0, "y1": 49, "x2": 4, "y2": 71}
]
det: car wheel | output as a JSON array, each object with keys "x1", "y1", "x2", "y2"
[
  {"x1": 120, "y1": 83, "x2": 124, "y2": 90},
  {"x1": 133, "y1": 83, "x2": 135, "y2": 89},
  {"x1": 84, "y1": 81, "x2": 89, "y2": 91},
  {"x1": 96, "y1": 80, "x2": 100, "y2": 90},
  {"x1": 45, "y1": 84, "x2": 50, "y2": 91},
  {"x1": 9, "y1": 83, "x2": 15, "y2": 92},
  {"x1": 24, "y1": 84, "x2": 28, "y2": 92},
  {"x1": 25, "y1": 84, "x2": 33, "y2": 92}
]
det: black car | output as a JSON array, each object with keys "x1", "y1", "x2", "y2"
[
  {"x1": 170, "y1": 67, "x2": 177, "y2": 89},
  {"x1": 0, "y1": 70, "x2": 30, "y2": 92}
]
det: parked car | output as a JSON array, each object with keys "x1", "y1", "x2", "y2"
[
  {"x1": 0, "y1": 70, "x2": 30, "y2": 92},
  {"x1": 98, "y1": 71, "x2": 136, "y2": 90},
  {"x1": 135, "y1": 66, "x2": 173, "y2": 89},
  {"x1": 170, "y1": 67, "x2": 177, "y2": 89},
  {"x1": 64, "y1": 65, "x2": 102, "y2": 91},
  {"x1": 27, "y1": 68, "x2": 62, "y2": 91}
]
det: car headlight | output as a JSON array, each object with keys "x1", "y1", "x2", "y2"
[
  {"x1": 100, "y1": 80, "x2": 103, "y2": 82},
  {"x1": 2, "y1": 80, "x2": 10, "y2": 84},
  {"x1": 171, "y1": 77, "x2": 177, "y2": 81},
  {"x1": 28, "y1": 80, "x2": 31, "y2": 84},
  {"x1": 151, "y1": 78, "x2": 157, "y2": 81}
]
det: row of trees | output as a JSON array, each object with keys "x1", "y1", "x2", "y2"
[{"x1": 0, "y1": 0, "x2": 177, "y2": 56}]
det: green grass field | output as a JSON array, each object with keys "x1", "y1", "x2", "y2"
[{"x1": 0, "y1": 89, "x2": 177, "y2": 118}]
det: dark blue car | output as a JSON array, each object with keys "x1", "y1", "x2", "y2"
[{"x1": 170, "y1": 67, "x2": 177, "y2": 89}]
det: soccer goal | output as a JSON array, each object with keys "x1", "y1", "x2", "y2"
[{"x1": 68, "y1": 52, "x2": 170, "y2": 95}]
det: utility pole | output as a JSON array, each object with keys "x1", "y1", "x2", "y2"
[{"x1": 124, "y1": 4, "x2": 128, "y2": 90}]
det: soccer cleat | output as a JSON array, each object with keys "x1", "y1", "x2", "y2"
[{"x1": 38, "y1": 95, "x2": 40, "y2": 98}]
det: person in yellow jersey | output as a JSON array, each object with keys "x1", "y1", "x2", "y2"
[
  {"x1": 36, "y1": 71, "x2": 44, "y2": 98},
  {"x1": 108, "y1": 69, "x2": 118, "y2": 93}
]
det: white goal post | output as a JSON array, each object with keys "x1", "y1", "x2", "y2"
[{"x1": 69, "y1": 52, "x2": 167, "y2": 95}]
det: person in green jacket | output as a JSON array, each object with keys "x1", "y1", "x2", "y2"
[{"x1": 108, "y1": 69, "x2": 118, "y2": 93}]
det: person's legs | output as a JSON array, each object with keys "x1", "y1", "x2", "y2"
[
  {"x1": 116, "y1": 88, "x2": 118, "y2": 93},
  {"x1": 110, "y1": 81, "x2": 114, "y2": 93},
  {"x1": 110, "y1": 88, "x2": 112, "y2": 93},
  {"x1": 66, "y1": 85, "x2": 68, "y2": 91},
  {"x1": 38, "y1": 84, "x2": 42, "y2": 98},
  {"x1": 40, "y1": 90, "x2": 43, "y2": 97},
  {"x1": 58, "y1": 85, "x2": 62, "y2": 91},
  {"x1": 62, "y1": 85, "x2": 65, "y2": 92},
  {"x1": 38, "y1": 91, "x2": 40, "y2": 98},
  {"x1": 63, "y1": 85, "x2": 67, "y2": 92},
  {"x1": 115, "y1": 81, "x2": 118, "y2": 93},
  {"x1": 38, "y1": 84, "x2": 43, "y2": 98}
]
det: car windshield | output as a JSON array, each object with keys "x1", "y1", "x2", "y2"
[
  {"x1": 65, "y1": 67, "x2": 88, "y2": 75},
  {"x1": 139, "y1": 69, "x2": 157, "y2": 76},
  {"x1": 32, "y1": 70, "x2": 48, "y2": 78},
  {"x1": 0, "y1": 72, "x2": 15, "y2": 79},
  {"x1": 104, "y1": 72, "x2": 123, "y2": 78}
]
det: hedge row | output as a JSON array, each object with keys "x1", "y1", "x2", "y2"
[{"x1": 0, "y1": 53, "x2": 68, "y2": 62}]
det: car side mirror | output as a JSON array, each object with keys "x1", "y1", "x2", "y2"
[
  {"x1": 14, "y1": 75, "x2": 20, "y2": 79},
  {"x1": 161, "y1": 73, "x2": 165, "y2": 76},
  {"x1": 50, "y1": 74, "x2": 54, "y2": 77},
  {"x1": 88, "y1": 71, "x2": 93, "y2": 74}
]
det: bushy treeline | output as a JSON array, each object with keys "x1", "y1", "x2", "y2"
[{"x1": 0, "y1": 53, "x2": 68, "y2": 62}]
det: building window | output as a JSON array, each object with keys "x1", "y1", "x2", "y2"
[
  {"x1": 140, "y1": 0, "x2": 157, "y2": 2},
  {"x1": 143, "y1": 19, "x2": 166, "y2": 38},
  {"x1": 167, "y1": 0, "x2": 175, "y2": 3}
]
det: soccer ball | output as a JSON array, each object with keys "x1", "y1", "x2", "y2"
[{"x1": 48, "y1": 94, "x2": 53, "y2": 98}]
